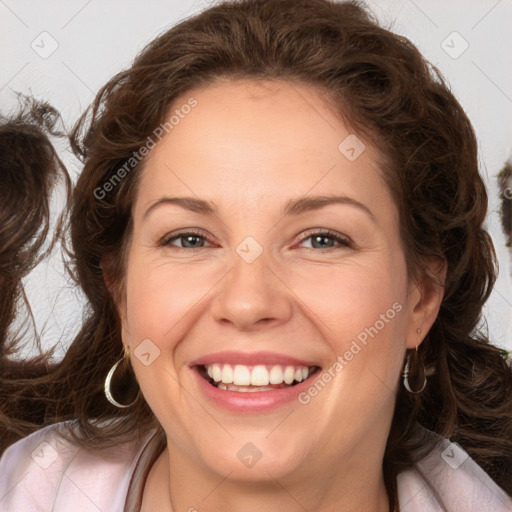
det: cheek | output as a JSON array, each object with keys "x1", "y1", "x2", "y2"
[
  {"x1": 123, "y1": 252, "x2": 208, "y2": 343},
  {"x1": 294, "y1": 258, "x2": 408, "y2": 345},
  {"x1": 290, "y1": 251, "x2": 409, "y2": 406}
]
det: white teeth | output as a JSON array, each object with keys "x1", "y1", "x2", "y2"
[
  {"x1": 212, "y1": 364, "x2": 222, "y2": 382},
  {"x1": 251, "y1": 365, "x2": 269, "y2": 386},
  {"x1": 233, "y1": 365, "x2": 251, "y2": 385},
  {"x1": 204, "y1": 363, "x2": 314, "y2": 388},
  {"x1": 283, "y1": 366, "x2": 295, "y2": 384},
  {"x1": 269, "y1": 365, "x2": 283, "y2": 384},
  {"x1": 227, "y1": 384, "x2": 279, "y2": 392},
  {"x1": 221, "y1": 365, "x2": 233, "y2": 384}
]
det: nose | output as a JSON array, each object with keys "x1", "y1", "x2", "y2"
[{"x1": 210, "y1": 246, "x2": 293, "y2": 331}]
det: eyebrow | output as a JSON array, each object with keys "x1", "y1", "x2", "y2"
[{"x1": 143, "y1": 194, "x2": 376, "y2": 222}]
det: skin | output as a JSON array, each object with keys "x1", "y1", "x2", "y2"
[{"x1": 112, "y1": 78, "x2": 445, "y2": 512}]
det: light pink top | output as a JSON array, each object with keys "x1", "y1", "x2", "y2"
[{"x1": 0, "y1": 421, "x2": 510, "y2": 511}]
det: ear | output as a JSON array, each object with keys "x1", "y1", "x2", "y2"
[
  {"x1": 101, "y1": 253, "x2": 126, "y2": 316},
  {"x1": 101, "y1": 254, "x2": 130, "y2": 348},
  {"x1": 405, "y1": 257, "x2": 447, "y2": 349}
]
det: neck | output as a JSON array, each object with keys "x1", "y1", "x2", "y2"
[{"x1": 141, "y1": 443, "x2": 392, "y2": 512}]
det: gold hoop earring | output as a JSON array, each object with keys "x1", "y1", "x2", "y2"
[
  {"x1": 104, "y1": 346, "x2": 141, "y2": 408},
  {"x1": 402, "y1": 329, "x2": 427, "y2": 394}
]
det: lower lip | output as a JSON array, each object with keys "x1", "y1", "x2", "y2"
[{"x1": 192, "y1": 367, "x2": 319, "y2": 413}]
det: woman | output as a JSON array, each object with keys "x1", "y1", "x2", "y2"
[{"x1": 0, "y1": 0, "x2": 511, "y2": 510}]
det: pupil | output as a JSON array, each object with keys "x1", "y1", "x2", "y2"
[
  {"x1": 184, "y1": 235, "x2": 202, "y2": 248},
  {"x1": 313, "y1": 235, "x2": 333, "y2": 248}
]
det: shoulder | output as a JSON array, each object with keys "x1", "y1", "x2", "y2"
[
  {"x1": 397, "y1": 430, "x2": 512, "y2": 512},
  {"x1": 0, "y1": 420, "x2": 155, "y2": 512}
]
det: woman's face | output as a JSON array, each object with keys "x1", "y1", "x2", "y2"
[{"x1": 120, "y1": 79, "x2": 435, "y2": 484}]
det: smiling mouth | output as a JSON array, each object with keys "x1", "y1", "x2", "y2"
[{"x1": 197, "y1": 363, "x2": 321, "y2": 392}]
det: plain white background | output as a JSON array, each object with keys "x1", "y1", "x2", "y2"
[{"x1": 1, "y1": 0, "x2": 511, "y2": 358}]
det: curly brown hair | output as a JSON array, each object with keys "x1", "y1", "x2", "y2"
[
  {"x1": 0, "y1": 95, "x2": 71, "y2": 447},
  {"x1": 1, "y1": 0, "x2": 511, "y2": 508}
]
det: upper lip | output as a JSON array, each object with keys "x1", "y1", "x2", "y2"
[{"x1": 190, "y1": 351, "x2": 320, "y2": 367}]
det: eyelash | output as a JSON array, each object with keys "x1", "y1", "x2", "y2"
[{"x1": 158, "y1": 228, "x2": 353, "y2": 251}]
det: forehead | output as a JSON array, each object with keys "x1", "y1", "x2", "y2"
[{"x1": 135, "y1": 78, "x2": 390, "y2": 220}]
